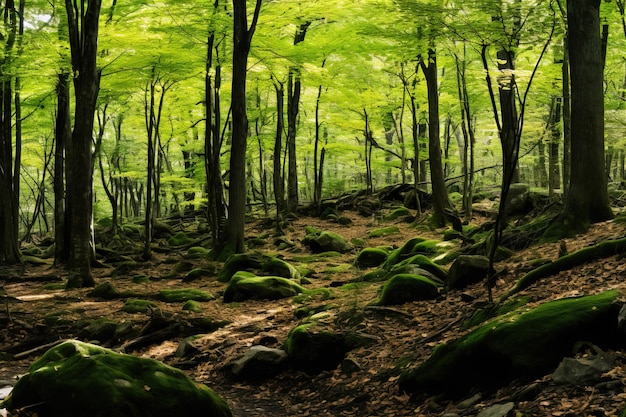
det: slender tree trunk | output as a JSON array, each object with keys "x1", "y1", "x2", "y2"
[
  {"x1": 562, "y1": 36, "x2": 571, "y2": 198},
  {"x1": 64, "y1": 0, "x2": 102, "y2": 288},
  {"x1": 272, "y1": 79, "x2": 285, "y2": 232},
  {"x1": 0, "y1": 0, "x2": 21, "y2": 265},
  {"x1": 419, "y1": 48, "x2": 455, "y2": 228},
  {"x1": 222, "y1": 0, "x2": 262, "y2": 257}
]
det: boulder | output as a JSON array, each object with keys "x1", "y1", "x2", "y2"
[
  {"x1": 284, "y1": 323, "x2": 375, "y2": 374},
  {"x1": 157, "y1": 288, "x2": 214, "y2": 303},
  {"x1": 303, "y1": 230, "x2": 353, "y2": 254},
  {"x1": 217, "y1": 252, "x2": 300, "y2": 283},
  {"x1": 1, "y1": 340, "x2": 232, "y2": 417},
  {"x1": 389, "y1": 254, "x2": 448, "y2": 283},
  {"x1": 354, "y1": 247, "x2": 389, "y2": 268},
  {"x1": 447, "y1": 255, "x2": 491, "y2": 290},
  {"x1": 223, "y1": 272, "x2": 305, "y2": 303},
  {"x1": 399, "y1": 290, "x2": 624, "y2": 398},
  {"x1": 375, "y1": 274, "x2": 442, "y2": 305},
  {"x1": 230, "y1": 345, "x2": 288, "y2": 379}
]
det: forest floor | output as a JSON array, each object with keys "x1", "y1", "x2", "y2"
[{"x1": 2, "y1": 203, "x2": 626, "y2": 416}]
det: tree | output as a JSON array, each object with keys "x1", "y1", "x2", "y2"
[
  {"x1": 547, "y1": 0, "x2": 612, "y2": 235},
  {"x1": 64, "y1": 0, "x2": 102, "y2": 288},
  {"x1": 221, "y1": 0, "x2": 262, "y2": 257},
  {"x1": 0, "y1": 0, "x2": 23, "y2": 265}
]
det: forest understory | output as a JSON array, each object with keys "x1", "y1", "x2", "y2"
[{"x1": 2, "y1": 197, "x2": 626, "y2": 417}]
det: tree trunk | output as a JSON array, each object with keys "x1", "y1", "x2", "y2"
[
  {"x1": 562, "y1": 36, "x2": 571, "y2": 198},
  {"x1": 0, "y1": 0, "x2": 21, "y2": 265},
  {"x1": 420, "y1": 48, "x2": 455, "y2": 228},
  {"x1": 558, "y1": 0, "x2": 613, "y2": 229},
  {"x1": 64, "y1": 0, "x2": 102, "y2": 288},
  {"x1": 549, "y1": 96, "x2": 562, "y2": 193},
  {"x1": 222, "y1": 0, "x2": 261, "y2": 257}
]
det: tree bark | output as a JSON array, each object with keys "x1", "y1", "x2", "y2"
[
  {"x1": 560, "y1": 0, "x2": 612, "y2": 229},
  {"x1": 64, "y1": 0, "x2": 102, "y2": 288},
  {"x1": 222, "y1": 0, "x2": 261, "y2": 257},
  {"x1": 419, "y1": 48, "x2": 455, "y2": 228}
]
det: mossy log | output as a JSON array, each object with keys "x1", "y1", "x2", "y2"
[
  {"x1": 399, "y1": 290, "x2": 624, "y2": 398},
  {"x1": 500, "y1": 237, "x2": 626, "y2": 302}
]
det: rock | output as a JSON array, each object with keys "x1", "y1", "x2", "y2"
[
  {"x1": 477, "y1": 402, "x2": 515, "y2": 417},
  {"x1": 552, "y1": 351, "x2": 614, "y2": 386},
  {"x1": 186, "y1": 246, "x2": 210, "y2": 259},
  {"x1": 341, "y1": 357, "x2": 362, "y2": 375},
  {"x1": 447, "y1": 255, "x2": 491, "y2": 290},
  {"x1": 375, "y1": 274, "x2": 442, "y2": 305},
  {"x1": 183, "y1": 268, "x2": 214, "y2": 282},
  {"x1": 399, "y1": 290, "x2": 624, "y2": 398},
  {"x1": 284, "y1": 322, "x2": 376, "y2": 374},
  {"x1": 80, "y1": 318, "x2": 119, "y2": 343},
  {"x1": 121, "y1": 298, "x2": 157, "y2": 314},
  {"x1": 389, "y1": 254, "x2": 448, "y2": 283},
  {"x1": 505, "y1": 183, "x2": 531, "y2": 215},
  {"x1": 354, "y1": 247, "x2": 389, "y2": 268},
  {"x1": 217, "y1": 252, "x2": 300, "y2": 283},
  {"x1": 230, "y1": 345, "x2": 288, "y2": 379},
  {"x1": 176, "y1": 335, "x2": 205, "y2": 358},
  {"x1": 2, "y1": 340, "x2": 232, "y2": 417},
  {"x1": 88, "y1": 282, "x2": 121, "y2": 299},
  {"x1": 303, "y1": 230, "x2": 353, "y2": 254},
  {"x1": 369, "y1": 226, "x2": 400, "y2": 238},
  {"x1": 182, "y1": 300, "x2": 203, "y2": 312},
  {"x1": 223, "y1": 272, "x2": 305, "y2": 303},
  {"x1": 168, "y1": 231, "x2": 195, "y2": 247}
]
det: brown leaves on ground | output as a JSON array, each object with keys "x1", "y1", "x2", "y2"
[{"x1": 2, "y1": 211, "x2": 626, "y2": 416}]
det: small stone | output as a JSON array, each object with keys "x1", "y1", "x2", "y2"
[
  {"x1": 476, "y1": 402, "x2": 514, "y2": 417},
  {"x1": 231, "y1": 345, "x2": 288, "y2": 379}
]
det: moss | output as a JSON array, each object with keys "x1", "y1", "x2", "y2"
[
  {"x1": 369, "y1": 226, "x2": 400, "y2": 238},
  {"x1": 291, "y1": 251, "x2": 343, "y2": 263},
  {"x1": 157, "y1": 289, "x2": 214, "y2": 303},
  {"x1": 399, "y1": 290, "x2": 623, "y2": 398},
  {"x1": 464, "y1": 296, "x2": 531, "y2": 329},
  {"x1": 284, "y1": 324, "x2": 347, "y2": 374},
  {"x1": 382, "y1": 237, "x2": 428, "y2": 269},
  {"x1": 183, "y1": 268, "x2": 213, "y2": 282},
  {"x1": 186, "y1": 246, "x2": 210, "y2": 259},
  {"x1": 223, "y1": 273, "x2": 306, "y2": 303},
  {"x1": 2, "y1": 340, "x2": 232, "y2": 417},
  {"x1": 304, "y1": 225, "x2": 322, "y2": 236},
  {"x1": 182, "y1": 300, "x2": 203, "y2": 313},
  {"x1": 132, "y1": 275, "x2": 151, "y2": 284},
  {"x1": 324, "y1": 263, "x2": 353, "y2": 274},
  {"x1": 88, "y1": 282, "x2": 121, "y2": 300},
  {"x1": 167, "y1": 231, "x2": 195, "y2": 247},
  {"x1": 304, "y1": 231, "x2": 353, "y2": 254},
  {"x1": 375, "y1": 274, "x2": 442, "y2": 306},
  {"x1": 354, "y1": 248, "x2": 389, "y2": 268},
  {"x1": 390, "y1": 254, "x2": 448, "y2": 282},
  {"x1": 121, "y1": 299, "x2": 157, "y2": 314},
  {"x1": 360, "y1": 268, "x2": 388, "y2": 282},
  {"x1": 217, "y1": 252, "x2": 300, "y2": 283},
  {"x1": 43, "y1": 282, "x2": 66, "y2": 291},
  {"x1": 384, "y1": 207, "x2": 411, "y2": 221}
]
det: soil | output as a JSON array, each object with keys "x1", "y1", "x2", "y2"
[{"x1": 2, "y1": 208, "x2": 626, "y2": 417}]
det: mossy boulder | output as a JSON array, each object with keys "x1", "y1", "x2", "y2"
[
  {"x1": 88, "y1": 282, "x2": 121, "y2": 299},
  {"x1": 182, "y1": 300, "x2": 203, "y2": 313},
  {"x1": 284, "y1": 323, "x2": 377, "y2": 374},
  {"x1": 446, "y1": 255, "x2": 491, "y2": 290},
  {"x1": 384, "y1": 206, "x2": 412, "y2": 221},
  {"x1": 183, "y1": 268, "x2": 214, "y2": 282},
  {"x1": 389, "y1": 254, "x2": 448, "y2": 283},
  {"x1": 167, "y1": 232, "x2": 195, "y2": 247},
  {"x1": 223, "y1": 272, "x2": 306, "y2": 303},
  {"x1": 375, "y1": 274, "x2": 442, "y2": 305},
  {"x1": 1, "y1": 340, "x2": 232, "y2": 417},
  {"x1": 157, "y1": 288, "x2": 215, "y2": 303},
  {"x1": 186, "y1": 246, "x2": 210, "y2": 259},
  {"x1": 121, "y1": 299, "x2": 157, "y2": 314},
  {"x1": 354, "y1": 247, "x2": 389, "y2": 268},
  {"x1": 217, "y1": 252, "x2": 300, "y2": 283},
  {"x1": 399, "y1": 290, "x2": 625, "y2": 398},
  {"x1": 302, "y1": 230, "x2": 353, "y2": 254},
  {"x1": 382, "y1": 237, "x2": 428, "y2": 269},
  {"x1": 369, "y1": 226, "x2": 400, "y2": 238}
]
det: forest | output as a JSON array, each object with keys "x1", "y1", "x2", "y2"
[{"x1": 2, "y1": 0, "x2": 626, "y2": 416}]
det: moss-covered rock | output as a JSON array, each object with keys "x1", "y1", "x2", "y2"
[
  {"x1": 217, "y1": 252, "x2": 300, "y2": 283},
  {"x1": 88, "y1": 282, "x2": 121, "y2": 300},
  {"x1": 168, "y1": 231, "x2": 195, "y2": 247},
  {"x1": 182, "y1": 300, "x2": 203, "y2": 313},
  {"x1": 284, "y1": 322, "x2": 377, "y2": 374},
  {"x1": 382, "y1": 237, "x2": 428, "y2": 269},
  {"x1": 390, "y1": 254, "x2": 448, "y2": 283},
  {"x1": 186, "y1": 246, "x2": 210, "y2": 259},
  {"x1": 303, "y1": 231, "x2": 353, "y2": 254},
  {"x1": 446, "y1": 255, "x2": 491, "y2": 290},
  {"x1": 354, "y1": 247, "x2": 390, "y2": 268},
  {"x1": 384, "y1": 206, "x2": 412, "y2": 221},
  {"x1": 183, "y1": 268, "x2": 214, "y2": 282},
  {"x1": 157, "y1": 288, "x2": 214, "y2": 303},
  {"x1": 121, "y1": 299, "x2": 157, "y2": 314},
  {"x1": 223, "y1": 272, "x2": 306, "y2": 303},
  {"x1": 1, "y1": 340, "x2": 232, "y2": 417},
  {"x1": 375, "y1": 274, "x2": 442, "y2": 305},
  {"x1": 399, "y1": 290, "x2": 625, "y2": 398}
]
